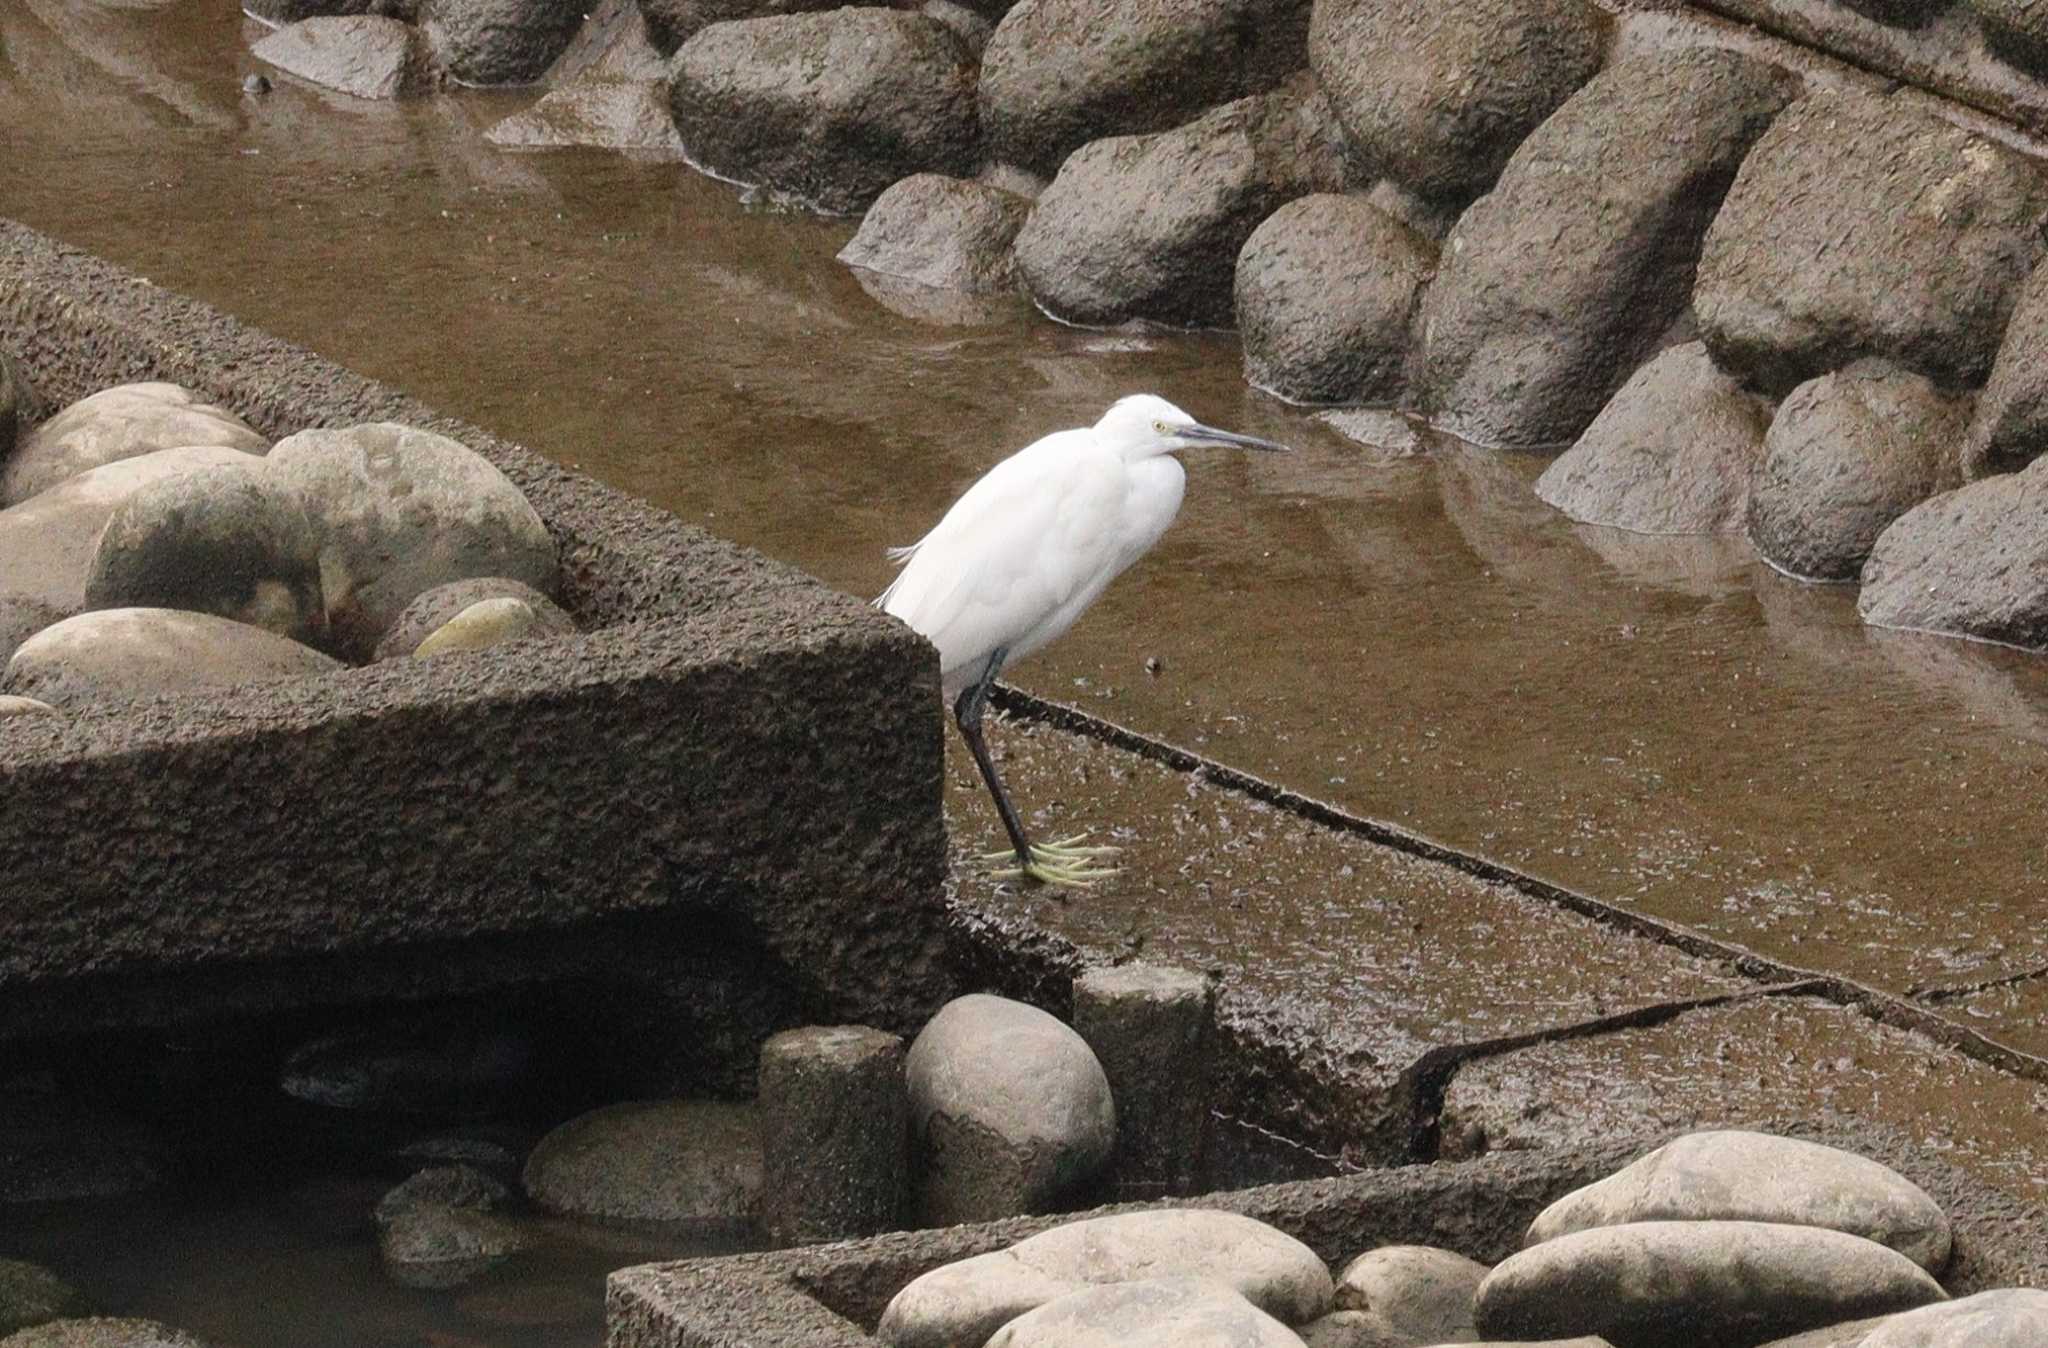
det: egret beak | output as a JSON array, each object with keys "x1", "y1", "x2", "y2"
[{"x1": 1184, "y1": 423, "x2": 1290, "y2": 453}]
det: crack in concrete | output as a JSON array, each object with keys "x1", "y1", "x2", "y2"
[{"x1": 1910, "y1": 961, "x2": 2048, "y2": 1005}]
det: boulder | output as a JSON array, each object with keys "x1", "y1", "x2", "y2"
[
  {"x1": 668, "y1": 9, "x2": 979, "y2": 215},
  {"x1": 484, "y1": 76, "x2": 682, "y2": 155},
  {"x1": 419, "y1": 0, "x2": 584, "y2": 84},
  {"x1": 1013, "y1": 87, "x2": 1346, "y2": 328},
  {"x1": 1696, "y1": 90, "x2": 2048, "y2": 396},
  {"x1": 903, "y1": 993, "x2": 1115, "y2": 1225},
  {"x1": 978, "y1": 0, "x2": 1312, "y2": 177},
  {"x1": 543, "y1": 0, "x2": 667, "y2": 80},
  {"x1": 983, "y1": 1278, "x2": 1308, "y2": 1348},
  {"x1": 838, "y1": 174, "x2": 1030, "y2": 293},
  {"x1": 1235, "y1": 194, "x2": 1435, "y2": 406},
  {"x1": 1329, "y1": 1245, "x2": 1489, "y2": 1345},
  {"x1": 0, "y1": 446, "x2": 262, "y2": 613},
  {"x1": 634, "y1": 0, "x2": 837, "y2": 55},
  {"x1": 522, "y1": 1100, "x2": 760, "y2": 1227},
  {"x1": 1, "y1": 383, "x2": 266, "y2": 507},
  {"x1": 1858, "y1": 452, "x2": 2048, "y2": 648},
  {"x1": 264, "y1": 422, "x2": 556, "y2": 662},
  {"x1": 375, "y1": 1164, "x2": 526, "y2": 1290},
  {"x1": 0, "y1": 1320, "x2": 214, "y2": 1348},
  {"x1": 1962, "y1": 256, "x2": 2048, "y2": 477},
  {"x1": 373, "y1": 577, "x2": 573, "y2": 661},
  {"x1": 374, "y1": 1164, "x2": 512, "y2": 1229},
  {"x1": 83, "y1": 464, "x2": 326, "y2": 645},
  {"x1": 1746, "y1": 361, "x2": 1970, "y2": 582},
  {"x1": 0, "y1": 1261, "x2": 86, "y2": 1337},
  {"x1": 411, "y1": 597, "x2": 548, "y2": 658},
  {"x1": 1535, "y1": 342, "x2": 1772, "y2": 535},
  {"x1": 1308, "y1": 0, "x2": 1607, "y2": 207},
  {"x1": 879, "y1": 1209, "x2": 1332, "y2": 1348},
  {"x1": 1417, "y1": 46, "x2": 1797, "y2": 448},
  {"x1": 1474, "y1": 1221, "x2": 1945, "y2": 1347},
  {"x1": 251, "y1": 15, "x2": 433, "y2": 99},
  {"x1": 4, "y1": 608, "x2": 341, "y2": 709},
  {"x1": 1858, "y1": 1289, "x2": 2048, "y2": 1346}
]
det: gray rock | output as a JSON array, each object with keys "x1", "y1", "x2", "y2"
[
  {"x1": 0, "y1": 353, "x2": 38, "y2": 460},
  {"x1": 919, "y1": 0, "x2": 992, "y2": 55},
  {"x1": 0, "y1": 696, "x2": 56, "y2": 719},
  {"x1": 1962, "y1": 256, "x2": 2048, "y2": 478},
  {"x1": 1474, "y1": 1221, "x2": 1946, "y2": 1347},
  {"x1": 264, "y1": 422, "x2": 556, "y2": 662},
  {"x1": 758, "y1": 1025, "x2": 907, "y2": 1244},
  {"x1": 485, "y1": 76, "x2": 682, "y2": 155},
  {"x1": 0, "y1": 446, "x2": 262, "y2": 614},
  {"x1": 0, "y1": 1319, "x2": 213, "y2": 1348},
  {"x1": 838, "y1": 174, "x2": 1029, "y2": 293},
  {"x1": 668, "y1": 9, "x2": 979, "y2": 215},
  {"x1": 1754, "y1": 1316, "x2": 1894, "y2": 1348},
  {"x1": 374, "y1": 1164, "x2": 512, "y2": 1230},
  {"x1": 1013, "y1": 86, "x2": 1346, "y2": 328},
  {"x1": 984, "y1": 1278, "x2": 1308, "y2": 1348},
  {"x1": 3, "y1": 609, "x2": 341, "y2": 709},
  {"x1": 1696, "y1": 90, "x2": 2048, "y2": 396},
  {"x1": 978, "y1": 0, "x2": 1312, "y2": 178},
  {"x1": 419, "y1": 0, "x2": 583, "y2": 84},
  {"x1": 635, "y1": 0, "x2": 837, "y2": 55},
  {"x1": 372, "y1": 577, "x2": 573, "y2": 661},
  {"x1": 1747, "y1": 362, "x2": 1970, "y2": 583},
  {"x1": 522, "y1": 1100, "x2": 761, "y2": 1227},
  {"x1": 0, "y1": 1260, "x2": 86, "y2": 1337},
  {"x1": 84, "y1": 464, "x2": 325, "y2": 645},
  {"x1": 411, "y1": 597, "x2": 547, "y2": 658},
  {"x1": 1, "y1": 383, "x2": 266, "y2": 507},
  {"x1": 1527, "y1": 1132, "x2": 1952, "y2": 1273},
  {"x1": 1070, "y1": 963, "x2": 1214, "y2": 1195},
  {"x1": 903, "y1": 993, "x2": 1115, "y2": 1226},
  {"x1": 1329, "y1": 1245, "x2": 1488, "y2": 1345},
  {"x1": 1235, "y1": 194, "x2": 1436, "y2": 406},
  {"x1": 280, "y1": 1016, "x2": 544, "y2": 1117},
  {"x1": 882, "y1": 1212, "x2": 1329, "y2": 1348},
  {"x1": 1308, "y1": 0, "x2": 1607, "y2": 207},
  {"x1": 1858, "y1": 1289, "x2": 2048, "y2": 1346},
  {"x1": 1417, "y1": 47, "x2": 1797, "y2": 448},
  {"x1": 542, "y1": 0, "x2": 666, "y2": 81},
  {"x1": 245, "y1": 0, "x2": 417, "y2": 22},
  {"x1": 1974, "y1": 0, "x2": 2048, "y2": 74},
  {"x1": 1859, "y1": 430, "x2": 2048, "y2": 647},
  {"x1": 251, "y1": 15, "x2": 433, "y2": 99},
  {"x1": 0, "y1": 1087, "x2": 171, "y2": 1203},
  {"x1": 1535, "y1": 342, "x2": 1773, "y2": 535},
  {"x1": 1, "y1": 596, "x2": 66, "y2": 670},
  {"x1": 379, "y1": 1204, "x2": 529, "y2": 1290}
]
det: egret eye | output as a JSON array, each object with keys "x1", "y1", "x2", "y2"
[{"x1": 1153, "y1": 420, "x2": 1170, "y2": 434}]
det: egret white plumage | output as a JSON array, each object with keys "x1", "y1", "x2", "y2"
[{"x1": 877, "y1": 394, "x2": 1288, "y2": 887}]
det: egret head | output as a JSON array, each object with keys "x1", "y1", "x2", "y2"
[{"x1": 1095, "y1": 394, "x2": 1290, "y2": 461}]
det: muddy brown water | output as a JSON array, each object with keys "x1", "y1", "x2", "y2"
[{"x1": 7, "y1": 0, "x2": 2048, "y2": 1334}]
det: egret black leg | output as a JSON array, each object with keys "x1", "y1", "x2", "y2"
[{"x1": 952, "y1": 647, "x2": 1036, "y2": 868}]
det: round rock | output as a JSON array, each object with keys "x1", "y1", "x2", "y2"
[
  {"x1": 1, "y1": 383, "x2": 266, "y2": 507},
  {"x1": 522, "y1": 1100, "x2": 760, "y2": 1228},
  {"x1": 1235, "y1": 194, "x2": 1436, "y2": 406},
  {"x1": 419, "y1": 0, "x2": 584, "y2": 83},
  {"x1": 1330, "y1": 1244, "x2": 1489, "y2": 1345},
  {"x1": 1859, "y1": 451, "x2": 2048, "y2": 648},
  {"x1": 1747, "y1": 361, "x2": 1970, "y2": 583},
  {"x1": 3, "y1": 609, "x2": 341, "y2": 710},
  {"x1": 983, "y1": 1277, "x2": 1308, "y2": 1348},
  {"x1": 379, "y1": 1204, "x2": 530, "y2": 1290},
  {"x1": 411, "y1": 597, "x2": 545, "y2": 658},
  {"x1": 373, "y1": 577, "x2": 573, "y2": 662},
  {"x1": 0, "y1": 1320, "x2": 214, "y2": 1348},
  {"x1": 1858, "y1": 1288, "x2": 2048, "y2": 1346},
  {"x1": 0, "y1": 1260, "x2": 86, "y2": 1337},
  {"x1": 838, "y1": 174, "x2": 1030, "y2": 294},
  {"x1": 264, "y1": 422, "x2": 556, "y2": 662},
  {"x1": 903, "y1": 993, "x2": 1115, "y2": 1226},
  {"x1": 251, "y1": 15, "x2": 434, "y2": 99},
  {"x1": 757, "y1": 1025, "x2": 907, "y2": 1244},
  {"x1": 374, "y1": 1164, "x2": 512, "y2": 1230}
]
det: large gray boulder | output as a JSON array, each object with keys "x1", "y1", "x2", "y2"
[
  {"x1": 984, "y1": 1278, "x2": 1309, "y2": 1348},
  {"x1": 1962, "y1": 256, "x2": 2048, "y2": 478},
  {"x1": 1308, "y1": 0, "x2": 1607, "y2": 207},
  {"x1": 1526, "y1": 1132, "x2": 1953, "y2": 1273},
  {"x1": 978, "y1": 0, "x2": 1311, "y2": 177},
  {"x1": 838, "y1": 174, "x2": 1030, "y2": 293},
  {"x1": 1013, "y1": 86, "x2": 1345, "y2": 328},
  {"x1": 522, "y1": 1100, "x2": 760, "y2": 1228},
  {"x1": 1475, "y1": 1221, "x2": 1945, "y2": 1346},
  {"x1": 1696, "y1": 90, "x2": 2048, "y2": 396},
  {"x1": 264, "y1": 422, "x2": 556, "y2": 662},
  {"x1": 668, "y1": 9, "x2": 979, "y2": 215},
  {"x1": 1536, "y1": 342, "x2": 1772, "y2": 534},
  {"x1": 1858, "y1": 453, "x2": 2048, "y2": 648},
  {"x1": 1325, "y1": 1245, "x2": 1488, "y2": 1345},
  {"x1": 0, "y1": 445, "x2": 261, "y2": 613},
  {"x1": 903, "y1": 993, "x2": 1116, "y2": 1226},
  {"x1": 879, "y1": 1208, "x2": 1332, "y2": 1348},
  {"x1": 634, "y1": 0, "x2": 837, "y2": 55},
  {"x1": 251, "y1": 15, "x2": 434, "y2": 99},
  {"x1": 3, "y1": 609, "x2": 342, "y2": 709},
  {"x1": 1859, "y1": 1289, "x2": 2048, "y2": 1346},
  {"x1": 374, "y1": 577, "x2": 574, "y2": 661},
  {"x1": 1235, "y1": 194, "x2": 1436, "y2": 406},
  {"x1": 1746, "y1": 361, "x2": 1970, "y2": 583},
  {"x1": 1, "y1": 383, "x2": 266, "y2": 507},
  {"x1": 1417, "y1": 46, "x2": 1796, "y2": 448},
  {"x1": 419, "y1": 0, "x2": 584, "y2": 84}
]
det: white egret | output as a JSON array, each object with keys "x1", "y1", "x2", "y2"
[{"x1": 877, "y1": 394, "x2": 1289, "y2": 887}]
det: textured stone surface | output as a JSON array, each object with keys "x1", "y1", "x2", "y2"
[
  {"x1": 411, "y1": 597, "x2": 546, "y2": 658},
  {"x1": 1696, "y1": 90, "x2": 2048, "y2": 395},
  {"x1": 484, "y1": 76, "x2": 682, "y2": 155},
  {"x1": 0, "y1": 352, "x2": 36, "y2": 460},
  {"x1": 0, "y1": 1320, "x2": 214, "y2": 1348},
  {"x1": 668, "y1": 9, "x2": 979, "y2": 215},
  {"x1": 1071, "y1": 963, "x2": 1215, "y2": 1194},
  {"x1": 373, "y1": 576, "x2": 573, "y2": 660},
  {"x1": 0, "y1": 1261, "x2": 85, "y2": 1337},
  {"x1": 1857, "y1": 453, "x2": 2048, "y2": 648},
  {"x1": 0, "y1": 382, "x2": 265, "y2": 507},
  {"x1": 1308, "y1": 0, "x2": 1607, "y2": 206},
  {"x1": 979, "y1": 0, "x2": 1311, "y2": 177},
  {"x1": 251, "y1": 15, "x2": 433, "y2": 99},
  {"x1": 1328, "y1": 1244, "x2": 1488, "y2": 1345},
  {"x1": 634, "y1": 0, "x2": 836, "y2": 54},
  {"x1": 419, "y1": 0, "x2": 584, "y2": 84},
  {"x1": 1014, "y1": 87, "x2": 1345, "y2": 327},
  {"x1": 758, "y1": 1025, "x2": 907, "y2": 1244},
  {"x1": 983, "y1": 1278, "x2": 1308, "y2": 1348},
  {"x1": 838, "y1": 174, "x2": 1029, "y2": 293},
  {"x1": 0, "y1": 696, "x2": 55, "y2": 719},
  {"x1": 375, "y1": 1163, "x2": 526, "y2": 1290},
  {"x1": 0, "y1": 598, "x2": 63, "y2": 672},
  {"x1": 1746, "y1": 360, "x2": 1970, "y2": 582},
  {"x1": 1418, "y1": 47, "x2": 1797, "y2": 448},
  {"x1": 1859, "y1": 1288, "x2": 2048, "y2": 1346},
  {"x1": 3, "y1": 608, "x2": 342, "y2": 709},
  {"x1": 1962, "y1": 256, "x2": 2048, "y2": 478},
  {"x1": 523, "y1": 1100, "x2": 761, "y2": 1227},
  {"x1": 1235, "y1": 195, "x2": 1435, "y2": 407},
  {"x1": 1974, "y1": 0, "x2": 2048, "y2": 73}
]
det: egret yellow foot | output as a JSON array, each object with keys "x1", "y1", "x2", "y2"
[{"x1": 982, "y1": 834, "x2": 1121, "y2": 887}]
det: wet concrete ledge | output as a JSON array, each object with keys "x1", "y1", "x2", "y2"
[
  {"x1": 607, "y1": 1119, "x2": 2048, "y2": 1347},
  {"x1": 0, "y1": 217, "x2": 951, "y2": 1041}
]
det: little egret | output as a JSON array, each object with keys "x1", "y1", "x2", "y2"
[{"x1": 878, "y1": 394, "x2": 1288, "y2": 887}]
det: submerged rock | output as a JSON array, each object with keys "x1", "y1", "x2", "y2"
[
  {"x1": 419, "y1": 0, "x2": 584, "y2": 84},
  {"x1": 3, "y1": 608, "x2": 341, "y2": 710},
  {"x1": 838, "y1": 174, "x2": 1029, "y2": 293},
  {"x1": 375, "y1": 1163, "x2": 526, "y2": 1289},
  {"x1": 522, "y1": 1100, "x2": 761, "y2": 1227},
  {"x1": 0, "y1": 1260, "x2": 86, "y2": 1337},
  {"x1": 0, "y1": 383, "x2": 266, "y2": 508},
  {"x1": 668, "y1": 9, "x2": 979, "y2": 215},
  {"x1": 1859, "y1": 1288, "x2": 2048, "y2": 1346},
  {"x1": 1962, "y1": 257, "x2": 2048, "y2": 478},
  {"x1": 1858, "y1": 453, "x2": 2048, "y2": 649},
  {"x1": 1329, "y1": 1244, "x2": 1488, "y2": 1344},
  {"x1": 251, "y1": 15, "x2": 434, "y2": 99},
  {"x1": 984, "y1": 1278, "x2": 1308, "y2": 1348}
]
